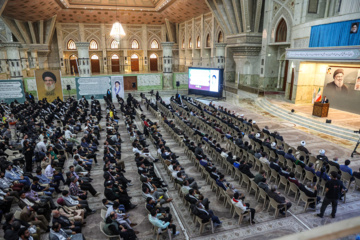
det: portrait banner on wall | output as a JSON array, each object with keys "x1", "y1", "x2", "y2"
[
  {"x1": 355, "y1": 70, "x2": 360, "y2": 91},
  {"x1": 111, "y1": 76, "x2": 124, "y2": 100},
  {"x1": 76, "y1": 76, "x2": 111, "y2": 100},
  {"x1": 0, "y1": 80, "x2": 25, "y2": 103},
  {"x1": 35, "y1": 69, "x2": 63, "y2": 102},
  {"x1": 323, "y1": 66, "x2": 360, "y2": 114}
]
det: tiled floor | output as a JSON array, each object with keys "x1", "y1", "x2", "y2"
[{"x1": 8, "y1": 92, "x2": 358, "y2": 240}]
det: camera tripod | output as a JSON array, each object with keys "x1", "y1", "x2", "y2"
[{"x1": 351, "y1": 136, "x2": 360, "y2": 158}]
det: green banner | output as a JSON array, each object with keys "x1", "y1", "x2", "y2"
[
  {"x1": 0, "y1": 80, "x2": 26, "y2": 103},
  {"x1": 75, "y1": 76, "x2": 111, "y2": 100}
]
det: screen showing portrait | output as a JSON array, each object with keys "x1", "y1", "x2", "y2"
[
  {"x1": 323, "y1": 67, "x2": 360, "y2": 114},
  {"x1": 188, "y1": 68, "x2": 223, "y2": 97}
]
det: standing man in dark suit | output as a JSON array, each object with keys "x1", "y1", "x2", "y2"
[
  {"x1": 321, "y1": 96, "x2": 329, "y2": 104},
  {"x1": 317, "y1": 171, "x2": 342, "y2": 218}
]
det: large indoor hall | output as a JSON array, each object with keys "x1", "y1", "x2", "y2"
[{"x1": 0, "y1": 0, "x2": 359, "y2": 239}]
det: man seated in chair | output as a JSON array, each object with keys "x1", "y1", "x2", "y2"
[
  {"x1": 185, "y1": 189, "x2": 210, "y2": 210},
  {"x1": 103, "y1": 211, "x2": 137, "y2": 239},
  {"x1": 148, "y1": 210, "x2": 179, "y2": 236},
  {"x1": 267, "y1": 185, "x2": 292, "y2": 215},
  {"x1": 191, "y1": 202, "x2": 222, "y2": 227},
  {"x1": 49, "y1": 222, "x2": 85, "y2": 240},
  {"x1": 231, "y1": 192, "x2": 256, "y2": 224},
  {"x1": 299, "y1": 182, "x2": 321, "y2": 209}
]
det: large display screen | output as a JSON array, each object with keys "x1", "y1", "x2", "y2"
[
  {"x1": 188, "y1": 68, "x2": 223, "y2": 97},
  {"x1": 323, "y1": 66, "x2": 360, "y2": 114}
]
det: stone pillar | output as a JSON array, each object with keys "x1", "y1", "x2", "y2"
[
  {"x1": 19, "y1": 49, "x2": 29, "y2": 71},
  {"x1": 30, "y1": 50, "x2": 39, "y2": 69},
  {"x1": 161, "y1": 42, "x2": 174, "y2": 90},
  {"x1": 75, "y1": 42, "x2": 91, "y2": 77},
  {"x1": 3, "y1": 42, "x2": 22, "y2": 79},
  {"x1": 277, "y1": 60, "x2": 284, "y2": 89},
  {"x1": 215, "y1": 43, "x2": 227, "y2": 69}
]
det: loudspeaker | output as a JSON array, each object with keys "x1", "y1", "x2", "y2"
[
  {"x1": 67, "y1": 85, "x2": 71, "y2": 90},
  {"x1": 291, "y1": 109, "x2": 295, "y2": 113},
  {"x1": 176, "y1": 81, "x2": 180, "y2": 87},
  {"x1": 132, "y1": 82, "x2": 136, "y2": 88},
  {"x1": 326, "y1": 119, "x2": 332, "y2": 124}
]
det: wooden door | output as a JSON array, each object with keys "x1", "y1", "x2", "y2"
[
  {"x1": 131, "y1": 59, "x2": 139, "y2": 72},
  {"x1": 111, "y1": 59, "x2": 120, "y2": 73},
  {"x1": 70, "y1": 59, "x2": 78, "y2": 74},
  {"x1": 289, "y1": 68, "x2": 294, "y2": 100},
  {"x1": 282, "y1": 60, "x2": 289, "y2": 91},
  {"x1": 150, "y1": 58, "x2": 158, "y2": 71},
  {"x1": 124, "y1": 76, "x2": 137, "y2": 90},
  {"x1": 91, "y1": 59, "x2": 100, "y2": 73}
]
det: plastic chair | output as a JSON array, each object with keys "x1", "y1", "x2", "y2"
[
  {"x1": 340, "y1": 171, "x2": 353, "y2": 190},
  {"x1": 278, "y1": 175, "x2": 289, "y2": 192},
  {"x1": 267, "y1": 197, "x2": 287, "y2": 218},
  {"x1": 287, "y1": 181, "x2": 300, "y2": 201},
  {"x1": 195, "y1": 216, "x2": 214, "y2": 234},
  {"x1": 249, "y1": 179, "x2": 258, "y2": 196},
  {"x1": 257, "y1": 187, "x2": 268, "y2": 208},
  {"x1": 303, "y1": 169, "x2": 315, "y2": 184},
  {"x1": 232, "y1": 206, "x2": 252, "y2": 225},
  {"x1": 269, "y1": 169, "x2": 279, "y2": 184},
  {"x1": 297, "y1": 191, "x2": 317, "y2": 212},
  {"x1": 100, "y1": 209, "x2": 107, "y2": 220},
  {"x1": 99, "y1": 221, "x2": 122, "y2": 240}
]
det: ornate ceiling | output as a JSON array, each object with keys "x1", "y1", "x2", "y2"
[{"x1": 2, "y1": 0, "x2": 210, "y2": 24}]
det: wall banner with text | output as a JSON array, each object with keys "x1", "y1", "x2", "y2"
[
  {"x1": 0, "y1": 80, "x2": 25, "y2": 103},
  {"x1": 76, "y1": 76, "x2": 111, "y2": 100}
]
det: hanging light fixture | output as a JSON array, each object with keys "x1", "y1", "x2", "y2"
[{"x1": 110, "y1": 5, "x2": 126, "y2": 43}]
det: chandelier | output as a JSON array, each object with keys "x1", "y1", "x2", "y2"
[{"x1": 110, "y1": 6, "x2": 126, "y2": 43}]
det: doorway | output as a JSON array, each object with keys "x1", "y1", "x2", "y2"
[
  {"x1": 91, "y1": 54, "x2": 100, "y2": 73},
  {"x1": 111, "y1": 54, "x2": 120, "y2": 73},
  {"x1": 131, "y1": 54, "x2": 139, "y2": 72},
  {"x1": 289, "y1": 68, "x2": 294, "y2": 100},
  {"x1": 124, "y1": 76, "x2": 137, "y2": 90},
  {"x1": 69, "y1": 55, "x2": 78, "y2": 74},
  {"x1": 150, "y1": 53, "x2": 158, "y2": 71}
]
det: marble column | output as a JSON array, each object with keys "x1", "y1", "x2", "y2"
[
  {"x1": 215, "y1": 43, "x2": 227, "y2": 69},
  {"x1": 3, "y1": 42, "x2": 22, "y2": 79},
  {"x1": 277, "y1": 60, "x2": 284, "y2": 89},
  {"x1": 75, "y1": 42, "x2": 91, "y2": 77},
  {"x1": 161, "y1": 42, "x2": 174, "y2": 90},
  {"x1": 30, "y1": 50, "x2": 39, "y2": 69}
]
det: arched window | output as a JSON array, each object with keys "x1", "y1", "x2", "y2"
[
  {"x1": 150, "y1": 39, "x2": 159, "y2": 49},
  {"x1": 69, "y1": 54, "x2": 77, "y2": 60},
  {"x1": 89, "y1": 39, "x2": 98, "y2": 50},
  {"x1": 189, "y1": 38, "x2": 192, "y2": 48},
  {"x1": 111, "y1": 54, "x2": 119, "y2": 59},
  {"x1": 131, "y1": 54, "x2": 138, "y2": 59},
  {"x1": 275, "y1": 18, "x2": 287, "y2": 42},
  {"x1": 218, "y1": 31, "x2": 223, "y2": 43},
  {"x1": 196, "y1": 36, "x2": 201, "y2": 48},
  {"x1": 91, "y1": 54, "x2": 99, "y2": 60},
  {"x1": 150, "y1": 53, "x2": 157, "y2": 59},
  {"x1": 182, "y1": 39, "x2": 185, "y2": 49},
  {"x1": 131, "y1": 40, "x2": 139, "y2": 49},
  {"x1": 206, "y1": 34, "x2": 210, "y2": 48},
  {"x1": 111, "y1": 40, "x2": 119, "y2": 49},
  {"x1": 67, "y1": 39, "x2": 76, "y2": 50}
]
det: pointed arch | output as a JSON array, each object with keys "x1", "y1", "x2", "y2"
[
  {"x1": 150, "y1": 39, "x2": 159, "y2": 49},
  {"x1": 196, "y1": 36, "x2": 201, "y2": 48},
  {"x1": 67, "y1": 39, "x2": 76, "y2": 50},
  {"x1": 131, "y1": 54, "x2": 139, "y2": 59},
  {"x1": 206, "y1": 34, "x2": 211, "y2": 48},
  {"x1": 111, "y1": 40, "x2": 119, "y2": 49},
  {"x1": 150, "y1": 53, "x2": 157, "y2": 59},
  {"x1": 131, "y1": 39, "x2": 139, "y2": 49},
  {"x1": 218, "y1": 31, "x2": 223, "y2": 43},
  {"x1": 89, "y1": 39, "x2": 98, "y2": 50},
  {"x1": 275, "y1": 18, "x2": 287, "y2": 42},
  {"x1": 111, "y1": 54, "x2": 119, "y2": 59},
  {"x1": 90, "y1": 54, "x2": 99, "y2": 60}
]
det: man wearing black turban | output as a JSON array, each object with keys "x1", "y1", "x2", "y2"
[{"x1": 42, "y1": 71, "x2": 57, "y2": 94}]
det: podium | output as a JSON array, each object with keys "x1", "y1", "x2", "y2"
[{"x1": 312, "y1": 102, "x2": 329, "y2": 117}]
